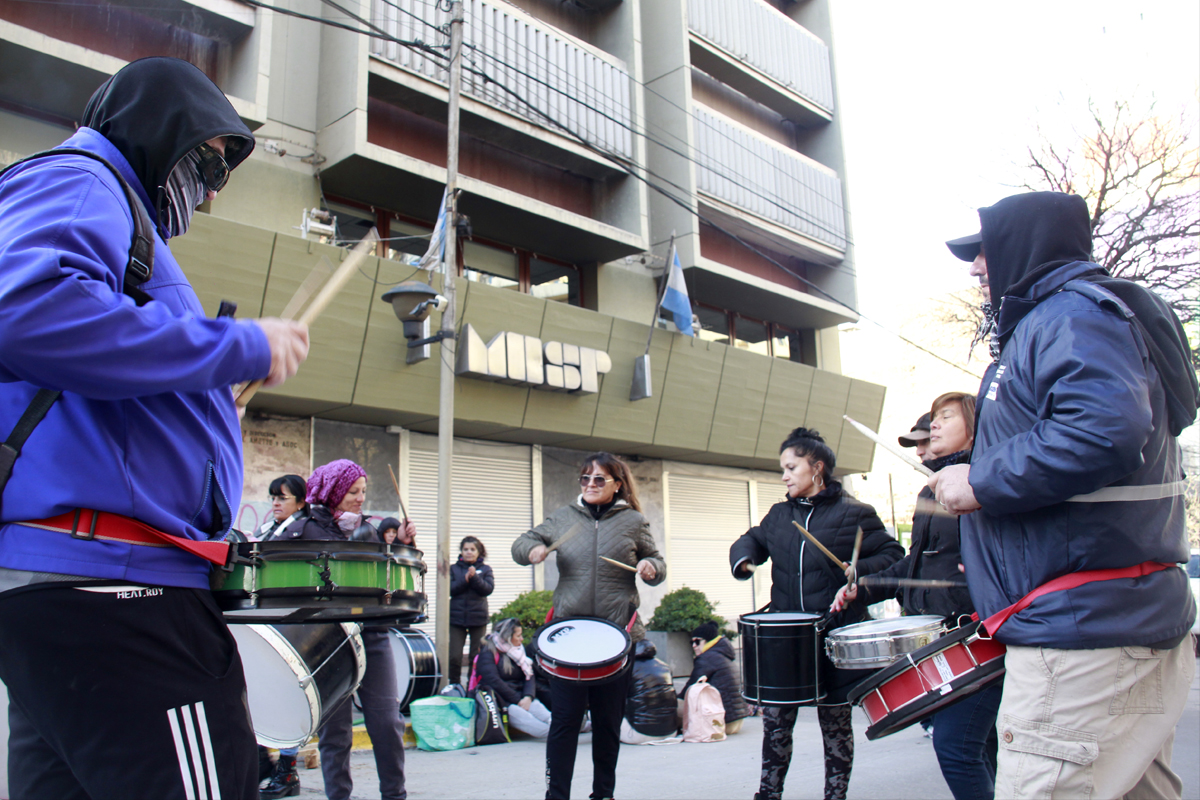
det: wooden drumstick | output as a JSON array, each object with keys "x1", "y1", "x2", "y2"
[
  {"x1": 792, "y1": 521, "x2": 848, "y2": 571},
  {"x1": 543, "y1": 523, "x2": 582, "y2": 555},
  {"x1": 859, "y1": 576, "x2": 967, "y2": 589},
  {"x1": 387, "y1": 463, "x2": 409, "y2": 522},
  {"x1": 599, "y1": 555, "x2": 638, "y2": 572},
  {"x1": 237, "y1": 230, "x2": 380, "y2": 408},
  {"x1": 847, "y1": 526, "x2": 863, "y2": 586},
  {"x1": 231, "y1": 257, "x2": 333, "y2": 398}
]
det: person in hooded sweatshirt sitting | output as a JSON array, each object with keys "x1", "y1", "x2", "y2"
[{"x1": 682, "y1": 621, "x2": 751, "y2": 735}]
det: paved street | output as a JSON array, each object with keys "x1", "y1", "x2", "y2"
[{"x1": 286, "y1": 656, "x2": 1200, "y2": 799}]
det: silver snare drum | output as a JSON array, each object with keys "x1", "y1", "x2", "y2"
[{"x1": 824, "y1": 615, "x2": 946, "y2": 669}]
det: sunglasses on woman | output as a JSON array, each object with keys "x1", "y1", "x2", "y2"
[{"x1": 579, "y1": 474, "x2": 615, "y2": 487}]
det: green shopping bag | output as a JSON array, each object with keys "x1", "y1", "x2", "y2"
[{"x1": 410, "y1": 696, "x2": 477, "y2": 751}]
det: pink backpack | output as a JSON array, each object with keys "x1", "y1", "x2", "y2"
[{"x1": 681, "y1": 677, "x2": 726, "y2": 742}]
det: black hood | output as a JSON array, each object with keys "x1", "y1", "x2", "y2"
[
  {"x1": 81, "y1": 57, "x2": 254, "y2": 221},
  {"x1": 978, "y1": 192, "x2": 1092, "y2": 309}
]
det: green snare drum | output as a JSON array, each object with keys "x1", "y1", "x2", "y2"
[{"x1": 212, "y1": 540, "x2": 426, "y2": 624}]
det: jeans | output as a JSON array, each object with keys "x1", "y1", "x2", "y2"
[{"x1": 930, "y1": 682, "x2": 1002, "y2": 800}]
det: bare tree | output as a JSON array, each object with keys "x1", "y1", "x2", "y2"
[{"x1": 1021, "y1": 99, "x2": 1199, "y2": 335}]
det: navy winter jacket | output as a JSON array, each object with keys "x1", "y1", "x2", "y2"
[
  {"x1": 960, "y1": 193, "x2": 1195, "y2": 649},
  {"x1": 449, "y1": 558, "x2": 494, "y2": 628}
]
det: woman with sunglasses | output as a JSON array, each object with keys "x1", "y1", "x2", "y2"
[
  {"x1": 730, "y1": 427, "x2": 903, "y2": 800},
  {"x1": 513, "y1": 452, "x2": 665, "y2": 800},
  {"x1": 256, "y1": 474, "x2": 309, "y2": 541}
]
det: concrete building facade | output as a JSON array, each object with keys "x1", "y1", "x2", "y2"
[{"x1": 0, "y1": 0, "x2": 883, "y2": 628}]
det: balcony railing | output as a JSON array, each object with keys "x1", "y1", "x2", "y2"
[
  {"x1": 370, "y1": 0, "x2": 633, "y2": 160},
  {"x1": 693, "y1": 106, "x2": 846, "y2": 252},
  {"x1": 687, "y1": 0, "x2": 834, "y2": 114}
]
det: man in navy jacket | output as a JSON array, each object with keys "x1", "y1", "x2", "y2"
[
  {"x1": 932, "y1": 192, "x2": 1197, "y2": 800},
  {"x1": 0, "y1": 58, "x2": 308, "y2": 799}
]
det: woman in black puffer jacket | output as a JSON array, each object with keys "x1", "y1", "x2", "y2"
[
  {"x1": 683, "y1": 621, "x2": 750, "y2": 733},
  {"x1": 730, "y1": 428, "x2": 903, "y2": 800},
  {"x1": 448, "y1": 536, "x2": 494, "y2": 687}
]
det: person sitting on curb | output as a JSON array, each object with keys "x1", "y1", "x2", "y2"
[
  {"x1": 475, "y1": 618, "x2": 553, "y2": 737},
  {"x1": 682, "y1": 622, "x2": 750, "y2": 735}
]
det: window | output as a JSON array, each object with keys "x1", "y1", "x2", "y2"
[
  {"x1": 463, "y1": 241, "x2": 519, "y2": 290},
  {"x1": 530, "y1": 258, "x2": 580, "y2": 305},
  {"x1": 694, "y1": 305, "x2": 730, "y2": 344},
  {"x1": 693, "y1": 304, "x2": 807, "y2": 362}
]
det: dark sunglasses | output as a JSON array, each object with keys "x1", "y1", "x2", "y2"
[
  {"x1": 579, "y1": 474, "x2": 614, "y2": 487},
  {"x1": 194, "y1": 142, "x2": 230, "y2": 193},
  {"x1": 691, "y1": 638, "x2": 704, "y2": 646}
]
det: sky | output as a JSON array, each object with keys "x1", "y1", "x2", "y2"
[{"x1": 828, "y1": 0, "x2": 1200, "y2": 321}]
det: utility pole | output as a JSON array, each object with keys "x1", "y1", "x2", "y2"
[{"x1": 435, "y1": 0, "x2": 463, "y2": 690}]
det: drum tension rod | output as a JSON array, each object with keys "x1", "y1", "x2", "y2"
[{"x1": 310, "y1": 552, "x2": 338, "y2": 593}]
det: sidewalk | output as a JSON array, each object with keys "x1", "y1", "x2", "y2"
[{"x1": 287, "y1": 659, "x2": 1200, "y2": 799}]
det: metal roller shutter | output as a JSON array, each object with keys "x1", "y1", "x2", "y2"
[
  {"x1": 405, "y1": 444, "x2": 534, "y2": 638},
  {"x1": 666, "y1": 474, "x2": 757, "y2": 627}
]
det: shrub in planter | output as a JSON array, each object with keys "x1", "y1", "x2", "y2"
[
  {"x1": 490, "y1": 590, "x2": 554, "y2": 633},
  {"x1": 647, "y1": 586, "x2": 735, "y2": 639}
]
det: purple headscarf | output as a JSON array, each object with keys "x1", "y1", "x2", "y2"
[{"x1": 306, "y1": 459, "x2": 367, "y2": 513}]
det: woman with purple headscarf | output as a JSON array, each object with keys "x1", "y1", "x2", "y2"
[
  {"x1": 270, "y1": 459, "x2": 416, "y2": 545},
  {"x1": 286, "y1": 458, "x2": 417, "y2": 800}
]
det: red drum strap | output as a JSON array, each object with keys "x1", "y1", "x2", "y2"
[
  {"x1": 21, "y1": 509, "x2": 232, "y2": 567},
  {"x1": 980, "y1": 561, "x2": 1173, "y2": 637}
]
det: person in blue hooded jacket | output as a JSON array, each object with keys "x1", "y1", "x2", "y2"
[
  {"x1": 933, "y1": 191, "x2": 1198, "y2": 800},
  {"x1": 0, "y1": 57, "x2": 309, "y2": 799}
]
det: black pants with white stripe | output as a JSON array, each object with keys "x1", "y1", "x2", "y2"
[{"x1": 0, "y1": 583, "x2": 257, "y2": 800}]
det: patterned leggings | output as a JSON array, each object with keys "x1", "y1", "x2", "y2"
[{"x1": 759, "y1": 704, "x2": 854, "y2": 800}]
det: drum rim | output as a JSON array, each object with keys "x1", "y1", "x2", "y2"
[
  {"x1": 534, "y1": 616, "x2": 631, "y2": 670},
  {"x1": 827, "y1": 615, "x2": 946, "y2": 641},
  {"x1": 739, "y1": 611, "x2": 823, "y2": 624},
  {"x1": 238, "y1": 623, "x2": 323, "y2": 748},
  {"x1": 848, "y1": 620, "x2": 992, "y2": 703},
  {"x1": 862, "y1": 660, "x2": 1005, "y2": 740}
]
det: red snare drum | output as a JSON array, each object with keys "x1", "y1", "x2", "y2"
[
  {"x1": 848, "y1": 620, "x2": 1005, "y2": 740},
  {"x1": 534, "y1": 617, "x2": 632, "y2": 683}
]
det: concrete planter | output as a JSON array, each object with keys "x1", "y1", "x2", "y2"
[{"x1": 643, "y1": 630, "x2": 694, "y2": 677}]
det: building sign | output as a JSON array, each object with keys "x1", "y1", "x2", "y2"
[{"x1": 455, "y1": 323, "x2": 612, "y2": 394}]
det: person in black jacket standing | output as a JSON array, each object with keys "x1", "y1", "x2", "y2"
[
  {"x1": 682, "y1": 621, "x2": 750, "y2": 734},
  {"x1": 835, "y1": 392, "x2": 1000, "y2": 800},
  {"x1": 449, "y1": 535, "x2": 494, "y2": 687},
  {"x1": 730, "y1": 427, "x2": 903, "y2": 800}
]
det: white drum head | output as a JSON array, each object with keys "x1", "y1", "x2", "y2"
[
  {"x1": 230, "y1": 625, "x2": 318, "y2": 748},
  {"x1": 537, "y1": 619, "x2": 627, "y2": 666},
  {"x1": 835, "y1": 615, "x2": 944, "y2": 638}
]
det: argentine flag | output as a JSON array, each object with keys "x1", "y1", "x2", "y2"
[
  {"x1": 418, "y1": 188, "x2": 449, "y2": 275},
  {"x1": 660, "y1": 250, "x2": 694, "y2": 336}
]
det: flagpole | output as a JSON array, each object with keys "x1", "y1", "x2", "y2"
[{"x1": 643, "y1": 234, "x2": 675, "y2": 356}]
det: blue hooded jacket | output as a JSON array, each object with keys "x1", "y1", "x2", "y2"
[
  {"x1": 961, "y1": 192, "x2": 1195, "y2": 649},
  {"x1": 0, "y1": 59, "x2": 270, "y2": 589}
]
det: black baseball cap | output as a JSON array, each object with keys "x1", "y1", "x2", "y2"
[
  {"x1": 898, "y1": 413, "x2": 931, "y2": 447},
  {"x1": 946, "y1": 232, "x2": 982, "y2": 262}
]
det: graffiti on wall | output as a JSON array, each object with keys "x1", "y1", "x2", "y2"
[{"x1": 239, "y1": 416, "x2": 312, "y2": 534}]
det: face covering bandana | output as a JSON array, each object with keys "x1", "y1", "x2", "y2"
[{"x1": 161, "y1": 149, "x2": 207, "y2": 238}]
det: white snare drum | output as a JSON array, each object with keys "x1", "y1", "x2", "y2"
[
  {"x1": 230, "y1": 622, "x2": 366, "y2": 748},
  {"x1": 824, "y1": 615, "x2": 946, "y2": 669},
  {"x1": 534, "y1": 617, "x2": 631, "y2": 683}
]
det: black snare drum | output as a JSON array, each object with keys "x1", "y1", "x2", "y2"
[{"x1": 739, "y1": 612, "x2": 824, "y2": 706}]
